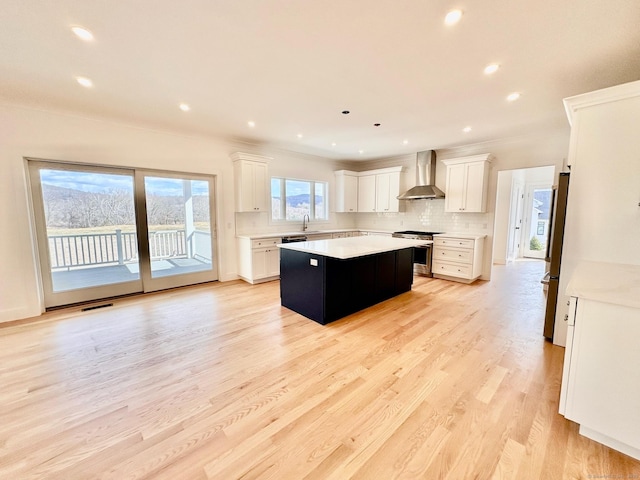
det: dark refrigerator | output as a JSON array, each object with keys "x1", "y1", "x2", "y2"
[{"x1": 543, "y1": 171, "x2": 570, "y2": 340}]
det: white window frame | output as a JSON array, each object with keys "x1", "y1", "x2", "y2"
[{"x1": 270, "y1": 177, "x2": 329, "y2": 224}]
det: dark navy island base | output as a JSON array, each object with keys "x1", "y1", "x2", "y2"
[{"x1": 279, "y1": 247, "x2": 414, "y2": 325}]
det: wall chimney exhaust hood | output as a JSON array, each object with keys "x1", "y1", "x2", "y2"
[{"x1": 397, "y1": 150, "x2": 445, "y2": 200}]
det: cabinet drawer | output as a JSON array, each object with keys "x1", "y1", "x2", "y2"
[
  {"x1": 434, "y1": 247, "x2": 473, "y2": 264},
  {"x1": 433, "y1": 261, "x2": 472, "y2": 278},
  {"x1": 434, "y1": 237, "x2": 474, "y2": 249},
  {"x1": 251, "y1": 238, "x2": 280, "y2": 248}
]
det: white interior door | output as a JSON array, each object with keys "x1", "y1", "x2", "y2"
[{"x1": 507, "y1": 183, "x2": 524, "y2": 262}]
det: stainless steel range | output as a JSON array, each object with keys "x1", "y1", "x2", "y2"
[{"x1": 392, "y1": 230, "x2": 441, "y2": 277}]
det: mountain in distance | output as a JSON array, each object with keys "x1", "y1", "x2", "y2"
[{"x1": 274, "y1": 193, "x2": 323, "y2": 206}]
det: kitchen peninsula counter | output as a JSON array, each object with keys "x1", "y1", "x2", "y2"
[{"x1": 278, "y1": 236, "x2": 431, "y2": 324}]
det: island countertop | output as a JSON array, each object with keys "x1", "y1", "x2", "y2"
[{"x1": 277, "y1": 235, "x2": 432, "y2": 260}]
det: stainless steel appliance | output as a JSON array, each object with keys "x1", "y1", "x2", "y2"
[
  {"x1": 392, "y1": 230, "x2": 441, "y2": 277},
  {"x1": 397, "y1": 151, "x2": 445, "y2": 200},
  {"x1": 281, "y1": 235, "x2": 308, "y2": 243},
  {"x1": 543, "y1": 171, "x2": 570, "y2": 340}
]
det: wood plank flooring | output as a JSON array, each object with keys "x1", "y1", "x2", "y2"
[{"x1": 1, "y1": 260, "x2": 639, "y2": 479}]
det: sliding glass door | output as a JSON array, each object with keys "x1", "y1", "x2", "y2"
[
  {"x1": 28, "y1": 160, "x2": 218, "y2": 308},
  {"x1": 136, "y1": 172, "x2": 217, "y2": 292}
]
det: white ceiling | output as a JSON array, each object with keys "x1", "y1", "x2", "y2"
[{"x1": 1, "y1": 0, "x2": 639, "y2": 160}]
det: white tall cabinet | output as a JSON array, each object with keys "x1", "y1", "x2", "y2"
[
  {"x1": 553, "y1": 80, "x2": 640, "y2": 347},
  {"x1": 442, "y1": 155, "x2": 491, "y2": 213},
  {"x1": 232, "y1": 152, "x2": 269, "y2": 212}
]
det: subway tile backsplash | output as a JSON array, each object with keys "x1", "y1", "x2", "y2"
[
  {"x1": 236, "y1": 199, "x2": 492, "y2": 236},
  {"x1": 355, "y1": 199, "x2": 492, "y2": 235}
]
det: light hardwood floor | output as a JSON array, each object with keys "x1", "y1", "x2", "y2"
[{"x1": 1, "y1": 260, "x2": 639, "y2": 479}]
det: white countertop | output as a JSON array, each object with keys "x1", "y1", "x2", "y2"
[
  {"x1": 433, "y1": 233, "x2": 487, "y2": 240},
  {"x1": 238, "y1": 229, "x2": 350, "y2": 240},
  {"x1": 278, "y1": 236, "x2": 432, "y2": 260},
  {"x1": 566, "y1": 260, "x2": 640, "y2": 309}
]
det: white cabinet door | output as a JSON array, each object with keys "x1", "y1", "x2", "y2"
[
  {"x1": 238, "y1": 236, "x2": 280, "y2": 284},
  {"x1": 251, "y1": 162, "x2": 268, "y2": 212},
  {"x1": 265, "y1": 248, "x2": 280, "y2": 278},
  {"x1": 443, "y1": 156, "x2": 490, "y2": 213},
  {"x1": 234, "y1": 159, "x2": 268, "y2": 212},
  {"x1": 559, "y1": 296, "x2": 577, "y2": 415},
  {"x1": 335, "y1": 171, "x2": 358, "y2": 212},
  {"x1": 358, "y1": 172, "x2": 401, "y2": 213},
  {"x1": 357, "y1": 175, "x2": 376, "y2": 212},
  {"x1": 564, "y1": 299, "x2": 640, "y2": 455},
  {"x1": 444, "y1": 163, "x2": 467, "y2": 212},
  {"x1": 251, "y1": 248, "x2": 268, "y2": 279},
  {"x1": 375, "y1": 173, "x2": 391, "y2": 212},
  {"x1": 464, "y1": 161, "x2": 486, "y2": 212},
  {"x1": 375, "y1": 172, "x2": 400, "y2": 212}
]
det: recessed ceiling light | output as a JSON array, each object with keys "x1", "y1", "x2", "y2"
[
  {"x1": 297, "y1": 133, "x2": 303, "y2": 138},
  {"x1": 342, "y1": 110, "x2": 350, "y2": 115},
  {"x1": 402, "y1": 139, "x2": 409, "y2": 145},
  {"x1": 248, "y1": 121, "x2": 256, "y2": 128},
  {"x1": 507, "y1": 92, "x2": 521, "y2": 102},
  {"x1": 331, "y1": 142, "x2": 337, "y2": 147},
  {"x1": 444, "y1": 9, "x2": 463, "y2": 25},
  {"x1": 71, "y1": 26, "x2": 94, "y2": 41},
  {"x1": 358, "y1": 149, "x2": 364, "y2": 154},
  {"x1": 179, "y1": 103, "x2": 190, "y2": 112},
  {"x1": 484, "y1": 63, "x2": 500, "y2": 75},
  {"x1": 463, "y1": 126, "x2": 472, "y2": 133},
  {"x1": 75, "y1": 76, "x2": 93, "y2": 88}
]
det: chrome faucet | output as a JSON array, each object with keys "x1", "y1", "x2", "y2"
[{"x1": 302, "y1": 214, "x2": 310, "y2": 231}]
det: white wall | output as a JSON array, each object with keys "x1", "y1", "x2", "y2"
[
  {"x1": 0, "y1": 103, "x2": 342, "y2": 323},
  {"x1": 554, "y1": 81, "x2": 640, "y2": 346}
]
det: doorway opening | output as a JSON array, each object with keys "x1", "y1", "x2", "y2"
[
  {"x1": 28, "y1": 159, "x2": 218, "y2": 309},
  {"x1": 493, "y1": 166, "x2": 555, "y2": 265}
]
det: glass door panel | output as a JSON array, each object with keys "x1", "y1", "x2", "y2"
[
  {"x1": 524, "y1": 186, "x2": 552, "y2": 259},
  {"x1": 29, "y1": 162, "x2": 143, "y2": 308},
  {"x1": 139, "y1": 173, "x2": 217, "y2": 292},
  {"x1": 29, "y1": 161, "x2": 219, "y2": 308}
]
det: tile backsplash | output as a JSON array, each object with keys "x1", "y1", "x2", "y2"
[
  {"x1": 355, "y1": 199, "x2": 493, "y2": 235},
  {"x1": 235, "y1": 199, "x2": 492, "y2": 237}
]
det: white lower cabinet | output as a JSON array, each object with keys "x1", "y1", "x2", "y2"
[
  {"x1": 559, "y1": 297, "x2": 640, "y2": 461},
  {"x1": 432, "y1": 235, "x2": 485, "y2": 283},
  {"x1": 237, "y1": 237, "x2": 280, "y2": 284}
]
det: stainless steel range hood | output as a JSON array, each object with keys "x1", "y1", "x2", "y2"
[{"x1": 397, "y1": 150, "x2": 445, "y2": 200}]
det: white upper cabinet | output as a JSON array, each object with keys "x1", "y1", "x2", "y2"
[
  {"x1": 357, "y1": 174, "x2": 377, "y2": 212},
  {"x1": 355, "y1": 167, "x2": 403, "y2": 213},
  {"x1": 232, "y1": 152, "x2": 270, "y2": 213},
  {"x1": 442, "y1": 154, "x2": 491, "y2": 213},
  {"x1": 334, "y1": 170, "x2": 358, "y2": 212}
]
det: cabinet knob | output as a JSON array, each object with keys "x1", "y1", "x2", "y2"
[{"x1": 564, "y1": 314, "x2": 568, "y2": 322}]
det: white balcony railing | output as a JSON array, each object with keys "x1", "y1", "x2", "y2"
[{"x1": 48, "y1": 229, "x2": 211, "y2": 270}]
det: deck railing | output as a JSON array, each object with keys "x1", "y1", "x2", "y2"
[{"x1": 48, "y1": 229, "x2": 211, "y2": 270}]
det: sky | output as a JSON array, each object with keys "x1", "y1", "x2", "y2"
[{"x1": 40, "y1": 169, "x2": 210, "y2": 196}]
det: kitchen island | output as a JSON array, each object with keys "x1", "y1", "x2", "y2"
[{"x1": 278, "y1": 236, "x2": 432, "y2": 324}]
